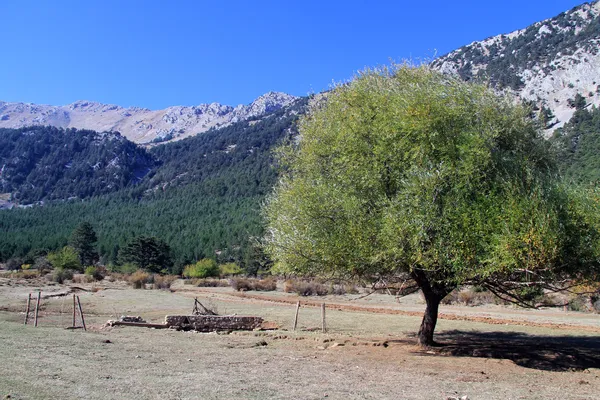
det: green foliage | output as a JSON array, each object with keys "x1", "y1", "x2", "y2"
[
  {"x1": 0, "y1": 98, "x2": 308, "y2": 271},
  {"x1": 52, "y1": 268, "x2": 74, "y2": 284},
  {"x1": 0, "y1": 126, "x2": 157, "y2": 204},
  {"x1": 69, "y1": 222, "x2": 99, "y2": 266},
  {"x1": 183, "y1": 259, "x2": 219, "y2": 279},
  {"x1": 551, "y1": 106, "x2": 600, "y2": 183},
  {"x1": 264, "y1": 65, "x2": 600, "y2": 343},
  {"x1": 119, "y1": 236, "x2": 172, "y2": 273},
  {"x1": 47, "y1": 246, "x2": 81, "y2": 271},
  {"x1": 219, "y1": 262, "x2": 243, "y2": 277},
  {"x1": 84, "y1": 266, "x2": 104, "y2": 281}
]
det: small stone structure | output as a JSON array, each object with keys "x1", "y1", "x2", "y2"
[{"x1": 165, "y1": 315, "x2": 263, "y2": 332}]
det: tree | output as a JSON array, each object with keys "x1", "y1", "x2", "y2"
[
  {"x1": 264, "y1": 65, "x2": 600, "y2": 346},
  {"x1": 47, "y1": 246, "x2": 82, "y2": 271},
  {"x1": 69, "y1": 222, "x2": 99, "y2": 266},
  {"x1": 119, "y1": 236, "x2": 172, "y2": 273}
]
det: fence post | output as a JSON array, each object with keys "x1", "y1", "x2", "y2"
[
  {"x1": 76, "y1": 295, "x2": 86, "y2": 331},
  {"x1": 24, "y1": 293, "x2": 32, "y2": 325},
  {"x1": 321, "y1": 303, "x2": 326, "y2": 333},
  {"x1": 293, "y1": 301, "x2": 300, "y2": 331},
  {"x1": 34, "y1": 291, "x2": 41, "y2": 327}
]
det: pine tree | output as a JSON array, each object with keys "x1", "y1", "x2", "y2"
[{"x1": 69, "y1": 222, "x2": 99, "y2": 266}]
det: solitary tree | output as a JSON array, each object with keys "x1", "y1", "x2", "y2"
[
  {"x1": 119, "y1": 236, "x2": 172, "y2": 273},
  {"x1": 264, "y1": 65, "x2": 600, "y2": 346},
  {"x1": 69, "y1": 222, "x2": 99, "y2": 266}
]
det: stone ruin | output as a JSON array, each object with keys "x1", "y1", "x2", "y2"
[{"x1": 165, "y1": 315, "x2": 264, "y2": 332}]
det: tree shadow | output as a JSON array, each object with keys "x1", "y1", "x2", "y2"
[{"x1": 416, "y1": 330, "x2": 600, "y2": 371}]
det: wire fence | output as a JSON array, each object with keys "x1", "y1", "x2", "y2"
[{"x1": 23, "y1": 291, "x2": 86, "y2": 330}]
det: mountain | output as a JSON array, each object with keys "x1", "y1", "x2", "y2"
[
  {"x1": 0, "y1": 97, "x2": 309, "y2": 270},
  {"x1": 0, "y1": 91, "x2": 298, "y2": 144},
  {"x1": 432, "y1": 0, "x2": 600, "y2": 132},
  {"x1": 0, "y1": 126, "x2": 157, "y2": 206}
]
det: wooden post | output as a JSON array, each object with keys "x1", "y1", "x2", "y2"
[
  {"x1": 72, "y1": 294, "x2": 76, "y2": 328},
  {"x1": 34, "y1": 291, "x2": 41, "y2": 327},
  {"x1": 24, "y1": 293, "x2": 32, "y2": 325},
  {"x1": 321, "y1": 303, "x2": 326, "y2": 333},
  {"x1": 76, "y1": 295, "x2": 86, "y2": 331},
  {"x1": 293, "y1": 301, "x2": 300, "y2": 331}
]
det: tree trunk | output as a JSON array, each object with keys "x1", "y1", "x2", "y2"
[
  {"x1": 417, "y1": 290, "x2": 441, "y2": 347},
  {"x1": 411, "y1": 269, "x2": 452, "y2": 347}
]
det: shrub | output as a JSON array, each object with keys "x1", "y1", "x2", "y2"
[
  {"x1": 119, "y1": 263, "x2": 138, "y2": 274},
  {"x1": 8, "y1": 270, "x2": 40, "y2": 280},
  {"x1": 195, "y1": 278, "x2": 230, "y2": 287},
  {"x1": 6, "y1": 258, "x2": 23, "y2": 271},
  {"x1": 72, "y1": 274, "x2": 94, "y2": 284},
  {"x1": 229, "y1": 278, "x2": 277, "y2": 291},
  {"x1": 183, "y1": 259, "x2": 219, "y2": 279},
  {"x1": 52, "y1": 268, "x2": 74, "y2": 284},
  {"x1": 153, "y1": 274, "x2": 177, "y2": 290},
  {"x1": 230, "y1": 277, "x2": 253, "y2": 291},
  {"x1": 129, "y1": 270, "x2": 150, "y2": 289},
  {"x1": 285, "y1": 280, "x2": 328, "y2": 296},
  {"x1": 254, "y1": 278, "x2": 277, "y2": 291},
  {"x1": 47, "y1": 247, "x2": 82, "y2": 271},
  {"x1": 219, "y1": 262, "x2": 243, "y2": 277},
  {"x1": 84, "y1": 266, "x2": 105, "y2": 281}
]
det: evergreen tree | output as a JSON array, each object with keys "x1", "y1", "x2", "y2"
[
  {"x1": 119, "y1": 236, "x2": 173, "y2": 273},
  {"x1": 69, "y1": 222, "x2": 99, "y2": 266}
]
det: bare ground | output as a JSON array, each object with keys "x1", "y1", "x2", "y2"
[{"x1": 0, "y1": 277, "x2": 599, "y2": 399}]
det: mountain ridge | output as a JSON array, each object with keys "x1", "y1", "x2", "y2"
[
  {"x1": 432, "y1": 0, "x2": 600, "y2": 133},
  {"x1": 0, "y1": 91, "x2": 298, "y2": 145}
]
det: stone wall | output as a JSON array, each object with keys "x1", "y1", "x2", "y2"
[{"x1": 165, "y1": 315, "x2": 263, "y2": 332}]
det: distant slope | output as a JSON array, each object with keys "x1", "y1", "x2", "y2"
[
  {"x1": 432, "y1": 1, "x2": 600, "y2": 132},
  {"x1": 0, "y1": 126, "x2": 157, "y2": 205},
  {"x1": 0, "y1": 97, "x2": 309, "y2": 270},
  {"x1": 0, "y1": 92, "x2": 297, "y2": 144}
]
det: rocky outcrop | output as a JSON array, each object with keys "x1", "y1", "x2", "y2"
[
  {"x1": 432, "y1": 1, "x2": 600, "y2": 133},
  {"x1": 0, "y1": 92, "x2": 298, "y2": 144}
]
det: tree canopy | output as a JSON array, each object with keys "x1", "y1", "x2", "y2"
[
  {"x1": 118, "y1": 236, "x2": 173, "y2": 273},
  {"x1": 264, "y1": 65, "x2": 600, "y2": 346},
  {"x1": 69, "y1": 222, "x2": 99, "y2": 266}
]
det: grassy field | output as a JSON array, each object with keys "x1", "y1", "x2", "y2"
[{"x1": 1, "y1": 277, "x2": 599, "y2": 399}]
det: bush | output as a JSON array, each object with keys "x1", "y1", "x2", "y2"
[
  {"x1": 219, "y1": 262, "x2": 243, "y2": 277},
  {"x1": 47, "y1": 247, "x2": 82, "y2": 271},
  {"x1": 183, "y1": 259, "x2": 220, "y2": 279},
  {"x1": 6, "y1": 258, "x2": 23, "y2": 271},
  {"x1": 8, "y1": 270, "x2": 40, "y2": 280},
  {"x1": 153, "y1": 274, "x2": 177, "y2": 290},
  {"x1": 119, "y1": 263, "x2": 138, "y2": 274},
  {"x1": 229, "y1": 278, "x2": 277, "y2": 292},
  {"x1": 52, "y1": 268, "x2": 74, "y2": 284},
  {"x1": 129, "y1": 270, "x2": 151, "y2": 289},
  {"x1": 84, "y1": 266, "x2": 105, "y2": 281},
  {"x1": 194, "y1": 278, "x2": 230, "y2": 287},
  {"x1": 284, "y1": 280, "x2": 328, "y2": 296}
]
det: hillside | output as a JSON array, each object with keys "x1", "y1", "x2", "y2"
[
  {"x1": 0, "y1": 98, "x2": 309, "y2": 270},
  {"x1": 432, "y1": 0, "x2": 600, "y2": 132},
  {"x1": 0, "y1": 92, "x2": 297, "y2": 144},
  {"x1": 0, "y1": 126, "x2": 157, "y2": 206}
]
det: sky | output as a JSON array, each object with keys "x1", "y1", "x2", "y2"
[{"x1": 0, "y1": 0, "x2": 588, "y2": 110}]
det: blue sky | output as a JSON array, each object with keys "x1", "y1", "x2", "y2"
[{"x1": 0, "y1": 1, "x2": 586, "y2": 109}]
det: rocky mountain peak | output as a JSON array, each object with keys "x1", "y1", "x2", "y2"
[{"x1": 0, "y1": 92, "x2": 299, "y2": 144}]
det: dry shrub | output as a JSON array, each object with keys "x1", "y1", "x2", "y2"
[
  {"x1": 254, "y1": 278, "x2": 277, "y2": 291},
  {"x1": 51, "y1": 269, "x2": 73, "y2": 284},
  {"x1": 443, "y1": 287, "x2": 497, "y2": 306},
  {"x1": 288, "y1": 280, "x2": 329, "y2": 296},
  {"x1": 229, "y1": 278, "x2": 277, "y2": 291},
  {"x1": 129, "y1": 270, "x2": 150, "y2": 289},
  {"x1": 153, "y1": 275, "x2": 177, "y2": 290},
  {"x1": 9, "y1": 270, "x2": 40, "y2": 280},
  {"x1": 107, "y1": 272, "x2": 128, "y2": 282},
  {"x1": 230, "y1": 277, "x2": 253, "y2": 291},
  {"x1": 194, "y1": 278, "x2": 229, "y2": 287}
]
